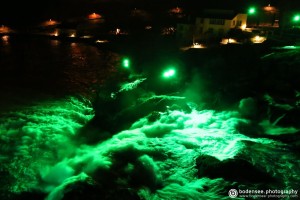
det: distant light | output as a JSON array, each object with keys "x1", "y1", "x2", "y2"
[
  {"x1": 191, "y1": 43, "x2": 205, "y2": 48},
  {"x1": 251, "y1": 35, "x2": 267, "y2": 43},
  {"x1": 2, "y1": 35, "x2": 9, "y2": 42},
  {"x1": 122, "y1": 58, "x2": 130, "y2": 68},
  {"x1": 70, "y1": 33, "x2": 76, "y2": 37},
  {"x1": 88, "y1": 12, "x2": 101, "y2": 20},
  {"x1": 162, "y1": 68, "x2": 176, "y2": 78},
  {"x1": 0, "y1": 25, "x2": 10, "y2": 33},
  {"x1": 228, "y1": 38, "x2": 237, "y2": 43},
  {"x1": 43, "y1": 19, "x2": 58, "y2": 26},
  {"x1": 263, "y1": 4, "x2": 277, "y2": 13},
  {"x1": 95, "y1": 40, "x2": 109, "y2": 43},
  {"x1": 169, "y1": 7, "x2": 183, "y2": 14},
  {"x1": 81, "y1": 35, "x2": 92, "y2": 38},
  {"x1": 220, "y1": 38, "x2": 239, "y2": 45},
  {"x1": 293, "y1": 15, "x2": 300, "y2": 22},
  {"x1": 248, "y1": 7, "x2": 256, "y2": 14}
]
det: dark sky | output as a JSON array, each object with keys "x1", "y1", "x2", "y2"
[{"x1": 0, "y1": 0, "x2": 298, "y2": 26}]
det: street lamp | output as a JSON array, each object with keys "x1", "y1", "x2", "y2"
[
  {"x1": 293, "y1": 15, "x2": 300, "y2": 22},
  {"x1": 122, "y1": 58, "x2": 130, "y2": 69},
  {"x1": 248, "y1": 7, "x2": 256, "y2": 15},
  {"x1": 162, "y1": 68, "x2": 176, "y2": 79},
  {"x1": 292, "y1": 14, "x2": 300, "y2": 29}
]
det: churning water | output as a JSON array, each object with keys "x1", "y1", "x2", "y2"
[{"x1": 0, "y1": 35, "x2": 299, "y2": 200}]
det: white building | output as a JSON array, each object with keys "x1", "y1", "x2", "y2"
[{"x1": 177, "y1": 9, "x2": 247, "y2": 43}]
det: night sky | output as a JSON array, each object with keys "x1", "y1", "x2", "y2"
[{"x1": 0, "y1": 0, "x2": 298, "y2": 27}]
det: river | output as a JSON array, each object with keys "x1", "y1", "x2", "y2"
[{"x1": 0, "y1": 35, "x2": 299, "y2": 200}]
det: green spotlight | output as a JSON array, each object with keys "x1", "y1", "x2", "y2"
[
  {"x1": 122, "y1": 58, "x2": 130, "y2": 69},
  {"x1": 293, "y1": 15, "x2": 300, "y2": 22},
  {"x1": 162, "y1": 68, "x2": 176, "y2": 79},
  {"x1": 248, "y1": 7, "x2": 256, "y2": 15}
]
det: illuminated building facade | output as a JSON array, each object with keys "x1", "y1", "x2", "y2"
[{"x1": 177, "y1": 9, "x2": 247, "y2": 43}]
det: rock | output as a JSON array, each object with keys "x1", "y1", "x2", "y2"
[{"x1": 196, "y1": 155, "x2": 274, "y2": 184}]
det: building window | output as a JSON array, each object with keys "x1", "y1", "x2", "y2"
[
  {"x1": 237, "y1": 20, "x2": 242, "y2": 26},
  {"x1": 209, "y1": 19, "x2": 225, "y2": 25},
  {"x1": 232, "y1": 20, "x2": 236, "y2": 26}
]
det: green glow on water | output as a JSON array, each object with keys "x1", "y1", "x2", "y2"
[
  {"x1": 1, "y1": 95, "x2": 299, "y2": 199},
  {"x1": 0, "y1": 96, "x2": 94, "y2": 194}
]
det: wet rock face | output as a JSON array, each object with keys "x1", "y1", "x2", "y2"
[
  {"x1": 195, "y1": 155, "x2": 274, "y2": 184},
  {"x1": 238, "y1": 97, "x2": 258, "y2": 120}
]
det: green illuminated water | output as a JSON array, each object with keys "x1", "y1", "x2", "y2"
[
  {"x1": 1, "y1": 95, "x2": 299, "y2": 200},
  {"x1": 0, "y1": 37, "x2": 299, "y2": 200}
]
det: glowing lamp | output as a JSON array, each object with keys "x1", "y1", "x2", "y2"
[
  {"x1": 293, "y1": 15, "x2": 300, "y2": 22},
  {"x1": 248, "y1": 7, "x2": 256, "y2": 15},
  {"x1": 122, "y1": 58, "x2": 130, "y2": 69},
  {"x1": 88, "y1": 13, "x2": 101, "y2": 20},
  {"x1": 162, "y1": 68, "x2": 176, "y2": 78},
  {"x1": 251, "y1": 35, "x2": 266, "y2": 43},
  {"x1": 2, "y1": 35, "x2": 9, "y2": 42}
]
